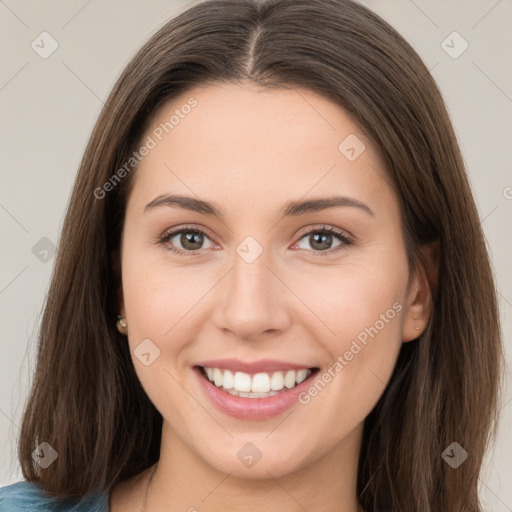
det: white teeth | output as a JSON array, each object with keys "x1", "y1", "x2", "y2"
[
  {"x1": 284, "y1": 370, "x2": 296, "y2": 389},
  {"x1": 296, "y1": 369, "x2": 308, "y2": 384},
  {"x1": 251, "y1": 373, "x2": 270, "y2": 393},
  {"x1": 270, "y1": 371, "x2": 284, "y2": 391},
  {"x1": 213, "y1": 368, "x2": 223, "y2": 387},
  {"x1": 227, "y1": 389, "x2": 280, "y2": 398},
  {"x1": 223, "y1": 370, "x2": 234, "y2": 389},
  {"x1": 233, "y1": 372, "x2": 252, "y2": 392},
  {"x1": 202, "y1": 366, "x2": 313, "y2": 396}
]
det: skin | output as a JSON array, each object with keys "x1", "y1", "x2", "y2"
[{"x1": 110, "y1": 82, "x2": 435, "y2": 512}]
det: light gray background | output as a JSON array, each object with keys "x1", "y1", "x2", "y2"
[{"x1": 1, "y1": 0, "x2": 511, "y2": 509}]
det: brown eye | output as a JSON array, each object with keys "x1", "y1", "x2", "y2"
[
  {"x1": 157, "y1": 227, "x2": 214, "y2": 254},
  {"x1": 294, "y1": 226, "x2": 353, "y2": 254},
  {"x1": 177, "y1": 231, "x2": 205, "y2": 251}
]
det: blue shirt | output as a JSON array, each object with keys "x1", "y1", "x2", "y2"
[{"x1": 0, "y1": 481, "x2": 109, "y2": 511}]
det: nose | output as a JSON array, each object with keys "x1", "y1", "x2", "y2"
[{"x1": 211, "y1": 245, "x2": 292, "y2": 341}]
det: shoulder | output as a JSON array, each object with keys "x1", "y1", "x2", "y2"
[{"x1": 0, "y1": 481, "x2": 109, "y2": 511}]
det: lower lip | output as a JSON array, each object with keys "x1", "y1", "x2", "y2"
[{"x1": 193, "y1": 367, "x2": 318, "y2": 421}]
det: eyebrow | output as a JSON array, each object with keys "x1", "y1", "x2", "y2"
[{"x1": 144, "y1": 194, "x2": 375, "y2": 218}]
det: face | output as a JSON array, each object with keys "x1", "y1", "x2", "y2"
[{"x1": 118, "y1": 82, "x2": 429, "y2": 480}]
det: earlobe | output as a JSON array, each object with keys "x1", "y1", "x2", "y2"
[
  {"x1": 402, "y1": 242, "x2": 439, "y2": 342},
  {"x1": 402, "y1": 277, "x2": 432, "y2": 342},
  {"x1": 117, "y1": 286, "x2": 125, "y2": 317},
  {"x1": 116, "y1": 287, "x2": 128, "y2": 335}
]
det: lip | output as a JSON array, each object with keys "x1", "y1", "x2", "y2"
[
  {"x1": 193, "y1": 358, "x2": 315, "y2": 374},
  {"x1": 193, "y1": 366, "x2": 320, "y2": 421}
]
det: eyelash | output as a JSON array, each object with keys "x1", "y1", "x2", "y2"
[{"x1": 155, "y1": 224, "x2": 354, "y2": 257}]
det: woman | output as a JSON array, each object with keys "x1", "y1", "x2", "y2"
[{"x1": 0, "y1": 0, "x2": 504, "y2": 510}]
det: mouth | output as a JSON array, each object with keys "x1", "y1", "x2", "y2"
[{"x1": 194, "y1": 365, "x2": 320, "y2": 399}]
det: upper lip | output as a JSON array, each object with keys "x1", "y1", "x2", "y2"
[{"x1": 194, "y1": 358, "x2": 317, "y2": 374}]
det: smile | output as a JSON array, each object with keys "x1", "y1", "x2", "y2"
[
  {"x1": 194, "y1": 365, "x2": 320, "y2": 420},
  {"x1": 199, "y1": 366, "x2": 315, "y2": 398}
]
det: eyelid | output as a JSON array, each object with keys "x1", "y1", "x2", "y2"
[
  {"x1": 291, "y1": 224, "x2": 354, "y2": 255},
  {"x1": 294, "y1": 224, "x2": 354, "y2": 243}
]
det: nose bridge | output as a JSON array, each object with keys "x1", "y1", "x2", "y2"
[
  {"x1": 231, "y1": 244, "x2": 270, "y2": 299},
  {"x1": 212, "y1": 236, "x2": 290, "y2": 338}
]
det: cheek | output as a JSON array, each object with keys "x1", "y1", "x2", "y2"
[
  {"x1": 120, "y1": 250, "x2": 201, "y2": 414},
  {"x1": 121, "y1": 235, "x2": 208, "y2": 336},
  {"x1": 294, "y1": 258, "x2": 406, "y2": 347},
  {"x1": 290, "y1": 254, "x2": 407, "y2": 403}
]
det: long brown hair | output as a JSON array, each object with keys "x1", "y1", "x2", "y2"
[{"x1": 16, "y1": 0, "x2": 504, "y2": 510}]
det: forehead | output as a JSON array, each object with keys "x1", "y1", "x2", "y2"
[{"x1": 129, "y1": 82, "x2": 394, "y2": 218}]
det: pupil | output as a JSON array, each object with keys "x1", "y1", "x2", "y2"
[
  {"x1": 178, "y1": 231, "x2": 333, "y2": 251},
  {"x1": 311, "y1": 232, "x2": 331, "y2": 250},
  {"x1": 182, "y1": 232, "x2": 202, "y2": 250}
]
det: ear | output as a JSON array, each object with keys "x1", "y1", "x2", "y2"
[
  {"x1": 402, "y1": 241, "x2": 439, "y2": 342},
  {"x1": 117, "y1": 286, "x2": 125, "y2": 317}
]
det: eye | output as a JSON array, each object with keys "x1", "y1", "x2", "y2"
[
  {"x1": 155, "y1": 224, "x2": 353, "y2": 256},
  {"x1": 292, "y1": 225, "x2": 353, "y2": 255},
  {"x1": 156, "y1": 225, "x2": 215, "y2": 254}
]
